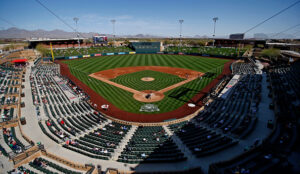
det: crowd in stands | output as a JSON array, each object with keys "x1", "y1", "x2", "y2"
[
  {"x1": 2, "y1": 127, "x2": 24, "y2": 154},
  {"x1": 8, "y1": 166, "x2": 37, "y2": 174},
  {"x1": 0, "y1": 66, "x2": 21, "y2": 122}
]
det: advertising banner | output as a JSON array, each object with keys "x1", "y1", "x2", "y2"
[
  {"x1": 106, "y1": 53, "x2": 114, "y2": 56},
  {"x1": 69, "y1": 56, "x2": 78, "y2": 59},
  {"x1": 118, "y1": 52, "x2": 125, "y2": 55},
  {"x1": 94, "y1": 53, "x2": 102, "y2": 56},
  {"x1": 129, "y1": 52, "x2": 136, "y2": 54},
  {"x1": 83, "y1": 55, "x2": 91, "y2": 58}
]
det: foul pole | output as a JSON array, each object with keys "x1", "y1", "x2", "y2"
[{"x1": 50, "y1": 42, "x2": 55, "y2": 62}]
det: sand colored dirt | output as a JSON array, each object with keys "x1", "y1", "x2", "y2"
[
  {"x1": 141, "y1": 77, "x2": 155, "y2": 81},
  {"x1": 133, "y1": 90, "x2": 164, "y2": 102},
  {"x1": 91, "y1": 66, "x2": 203, "y2": 79},
  {"x1": 89, "y1": 66, "x2": 204, "y2": 102}
]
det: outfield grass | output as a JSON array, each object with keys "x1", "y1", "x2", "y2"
[{"x1": 64, "y1": 54, "x2": 229, "y2": 114}]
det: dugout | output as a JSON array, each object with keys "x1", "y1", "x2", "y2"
[{"x1": 129, "y1": 42, "x2": 161, "y2": 53}]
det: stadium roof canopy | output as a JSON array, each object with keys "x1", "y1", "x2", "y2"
[
  {"x1": 26, "y1": 38, "x2": 84, "y2": 42},
  {"x1": 26, "y1": 38, "x2": 84, "y2": 48}
]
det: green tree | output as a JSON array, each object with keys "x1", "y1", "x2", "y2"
[
  {"x1": 36, "y1": 44, "x2": 49, "y2": 57},
  {"x1": 187, "y1": 40, "x2": 196, "y2": 46},
  {"x1": 171, "y1": 40, "x2": 179, "y2": 46},
  {"x1": 124, "y1": 39, "x2": 130, "y2": 45},
  {"x1": 261, "y1": 48, "x2": 280, "y2": 61},
  {"x1": 195, "y1": 40, "x2": 206, "y2": 47},
  {"x1": 3, "y1": 45, "x2": 11, "y2": 51},
  {"x1": 244, "y1": 45, "x2": 253, "y2": 51},
  {"x1": 163, "y1": 40, "x2": 171, "y2": 46}
]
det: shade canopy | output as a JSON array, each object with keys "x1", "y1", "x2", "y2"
[{"x1": 11, "y1": 59, "x2": 28, "y2": 63}]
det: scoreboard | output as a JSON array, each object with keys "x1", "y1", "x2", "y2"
[
  {"x1": 229, "y1": 33, "x2": 245, "y2": 40},
  {"x1": 93, "y1": 36, "x2": 108, "y2": 44}
]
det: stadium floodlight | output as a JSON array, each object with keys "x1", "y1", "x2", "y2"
[
  {"x1": 111, "y1": 19, "x2": 116, "y2": 47},
  {"x1": 73, "y1": 17, "x2": 80, "y2": 48},
  {"x1": 212, "y1": 17, "x2": 218, "y2": 47},
  {"x1": 179, "y1": 19, "x2": 184, "y2": 52}
]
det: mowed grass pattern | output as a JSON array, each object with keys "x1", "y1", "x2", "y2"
[
  {"x1": 111, "y1": 70, "x2": 185, "y2": 91},
  {"x1": 64, "y1": 54, "x2": 229, "y2": 114}
]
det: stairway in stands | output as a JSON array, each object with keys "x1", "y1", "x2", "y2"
[
  {"x1": 111, "y1": 125, "x2": 138, "y2": 160},
  {"x1": 163, "y1": 125, "x2": 196, "y2": 160}
]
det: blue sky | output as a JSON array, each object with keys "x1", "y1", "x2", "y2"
[{"x1": 0, "y1": 0, "x2": 299, "y2": 37}]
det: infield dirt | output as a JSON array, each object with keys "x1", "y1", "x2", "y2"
[{"x1": 89, "y1": 66, "x2": 204, "y2": 102}]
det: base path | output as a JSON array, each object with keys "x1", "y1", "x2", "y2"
[
  {"x1": 159, "y1": 76, "x2": 198, "y2": 93},
  {"x1": 89, "y1": 73, "x2": 140, "y2": 94},
  {"x1": 57, "y1": 60, "x2": 234, "y2": 123},
  {"x1": 89, "y1": 66, "x2": 204, "y2": 102}
]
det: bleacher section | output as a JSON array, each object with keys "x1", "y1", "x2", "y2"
[
  {"x1": 268, "y1": 62, "x2": 300, "y2": 117},
  {"x1": 2, "y1": 55, "x2": 298, "y2": 174},
  {"x1": 232, "y1": 62, "x2": 256, "y2": 74},
  {"x1": 195, "y1": 74, "x2": 261, "y2": 138},
  {"x1": 0, "y1": 66, "x2": 21, "y2": 122},
  {"x1": 118, "y1": 126, "x2": 186, "y2": 163},
  {"x1": 209, "y1": 61, "x2": 299, "y2": 174},
  {"x1": 169, "y1": 122, "x2": 237, "y2": 157}
]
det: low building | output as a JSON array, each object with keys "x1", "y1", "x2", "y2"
[
  {"x1": 27, "y1": 38, "x2": 85, "y2": 48},
  {"x1": 212, "y1": 39, "x2": 266, "y2": 48}
]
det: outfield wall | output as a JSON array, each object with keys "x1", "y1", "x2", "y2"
[
  {"x1": 43, "y1": 51, "x2": 238, "y2": 62},
  {"x1": 43, "y1": 51, "x2": 137, "y2": 61}
]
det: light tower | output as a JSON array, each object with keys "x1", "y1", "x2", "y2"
[
  {"x1": 73, "y1": 17, "x2": 80, "y2": 48},
  {"x1": 179, "y1": 19, "x2": 184, "y2": 52},
  {"x1": 111, "y1": 19, "x2": 116, "y2": 47},
  {"x1": 212, "y1": 17, "x2": 218, "y2": 47}
]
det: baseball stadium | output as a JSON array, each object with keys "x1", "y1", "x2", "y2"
[{"x1": 0, "y1": 0, "x2": 300, "y2": 174}]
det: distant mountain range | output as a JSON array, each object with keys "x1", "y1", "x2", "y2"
[
  {"x1": 0, "y1": 27, "x2": 219, "y2": 39},
  {"x1": 0, "y1": 27, "x2": 103, "y2": 39},
  {"x1": 0, "y1": 27, "x2": 298, "y2": 39},
  {"x1": 0, "y1": 27, "x2": 167, "y2": 39}
]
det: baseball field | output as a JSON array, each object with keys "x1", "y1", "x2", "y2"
[{"x1": 61, "y1": 54, "x2": 229, "y2": 118}]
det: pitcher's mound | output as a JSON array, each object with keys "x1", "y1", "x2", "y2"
[
  {"x1": 133, "y1": 90, "x2": 164, "y2": 102},
  {"x1": 141, "y1": 77, "x2": 155, "y2": 81}
]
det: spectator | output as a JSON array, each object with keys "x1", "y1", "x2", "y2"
[
  {"x1": 194, "y1": 147, "x2": 202, "y2": 152},
  {"x1": 60, "y1": 118, "x2": 65, "y2": 125},
  {"x1": 46, "y1": 120, "x2": 51, "y2": 126}
]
